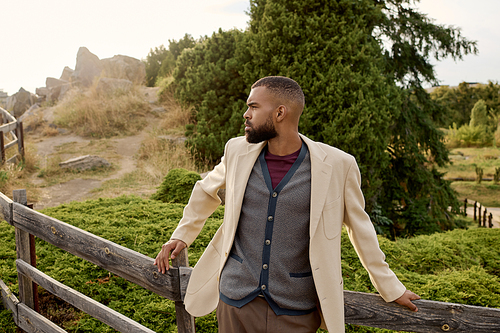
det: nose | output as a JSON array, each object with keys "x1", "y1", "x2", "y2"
[{"x1": 243, "y1": 107, "x2": 250, "y2": 119}]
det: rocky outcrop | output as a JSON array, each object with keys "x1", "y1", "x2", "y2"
[
  {"x1": 60, "y1": 66, "x2": 74, "y2": 81},
  {"x1": 96, "y1": 78, "x2": 133, "y2": 95},
  {"x1": 35, "y1": 47, "x2": 145, "y2": 103},
  {"x1": 71, "y1": 47, "x2": 103, "y2": 87},
  {"x1": 59, "y1": 155, "x2": 110, "y2": 170},
  {"x1": 6, "y1": 88, "x2": 37, "y2": 118},
  {"x1": 101, "y1": 55, "x2": 145, "y2": 84}
]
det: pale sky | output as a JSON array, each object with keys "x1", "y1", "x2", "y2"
[{"x1": 1, "y1": 0, "x2": 498, "y2": 96}]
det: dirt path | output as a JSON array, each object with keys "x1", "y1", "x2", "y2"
[{"x1": 32, "y1": 123, "x2": 154, "y2": 210}]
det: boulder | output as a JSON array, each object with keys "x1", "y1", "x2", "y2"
[
  {"x1": 36, "y1": 87, "x2": 49, "y2": 100},
  {"x1": 101, "y1": 55, "x2": 145, "y2": 84},
  {"x1": 60, "y1": 66, "x2": 74, "y2": 81},
  {"x1": 59, "y1": 155, "x2": 110, "y2": 170},
  {"x1": 6, "y1": 88, "x2": 37, "y2": 118},
  {"x1": 96, "y1": 77, "x2": 133, "y2": 95},
  {"x1": 71, "y1": 47, "x2": 103, "y2": 87},
  {"x1": 45, "y1": 77, "x2": 69, "y2": 102}
]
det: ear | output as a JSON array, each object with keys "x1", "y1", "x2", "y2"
[{"x1": 275, "y1": 105, "x2": 287, "y2": 123}]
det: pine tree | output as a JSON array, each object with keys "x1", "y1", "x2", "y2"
[
  {"x1": 240, "y1": 0, "x2": 401, "y2": 212},
  {"x1": 174, "y1": 29, "x2": 247, "y2": 165}
]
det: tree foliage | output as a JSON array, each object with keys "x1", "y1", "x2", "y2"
[
  {"x1": 173, "y1": 29, "x2": 247, "y2": 165},
  {"x1": 430, "y1": 81, "x2": 500, "y2": 128},
  {"x1": 144, "y1": 34, "x2": 196, "y2": 87},
  {"x1": 171, "y1": 0, "x2": 478, "y2": 236}
]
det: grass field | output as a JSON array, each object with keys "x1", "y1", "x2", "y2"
[
  {"x1": 1, "y1": 196, "x2": 499, "y2": 332},
  {"x1": 440, "y1": 147, "x2": 500, "y2": 180}
]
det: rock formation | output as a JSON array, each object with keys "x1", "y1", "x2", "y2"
[
  {"x1": 5, "y1": 88, "x2": 37, "y2": 118},
  {"x1": 35, "y1": 47, "x2": 145, "y2": 103}
]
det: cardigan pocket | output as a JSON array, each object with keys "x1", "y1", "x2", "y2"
[{"x1": 322, "y1": 196, "x2": 342, "y2": 240}]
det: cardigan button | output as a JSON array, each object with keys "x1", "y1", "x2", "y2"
[
  {"x1": 267, "y1": 216, "x2": 273, "y2": 222},
  {"x1": 261, "y1": 285, "x2": 267, "y2": 291},
  {"x1": 265, "y1": 239, "x2": 271, "y2": 245},
  {"x1": 263, "y1": 264, "x2": 268, "y2": 270},
  {"x1": 272, "y1": 192, "x2": 278, "y2": 198}
]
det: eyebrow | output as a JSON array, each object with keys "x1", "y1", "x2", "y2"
[{"x1": 247, "y1": 101, "x2": 259, "y2": 107}]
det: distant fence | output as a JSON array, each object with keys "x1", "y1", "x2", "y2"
[
  {"x1": 463, "y1": 198, "x2": 495, "y2": 228},
  {"x1": 0, "y1": 106, "x2": 24, "y2": 164},
  {"x1": 1, "y1": 190, "x2": 500, "y2": 332}
]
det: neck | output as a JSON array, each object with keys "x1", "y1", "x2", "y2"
[{"x1": 267, "y1": 132, "x2": 302, "y2": 156}]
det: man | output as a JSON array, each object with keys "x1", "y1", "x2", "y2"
[{"x1": 155, "y1": 76, "x2": 420, "y2": 332}]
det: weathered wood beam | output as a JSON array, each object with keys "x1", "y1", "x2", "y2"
[
  {"x1": 172, "y1": 248, "x2": 195, "y2": 333},
  {"x1": 0, "y1": 107, "x2": 17, "y2": 123},
  {"x1": 0, "y1": 278, "x2": 19, "y2": 323},
  {"x1": 12, "y1": 203, "x2": 181, "y2": 301},
  {"x1": 14, "y1": 191, "x2": 35, "y2": 313},
  {"x1": 17, "y1": 303, "x2": 66, "y2": 333},
  {"x1": 5, "y1": 138, "x2": 19, "y2": 150},
  {"x1": 0, "y1": 191, "x2": 13, "y2": 224},
  {"x1": 0, "y1": 122, "x2": 18, "y2": 134},
  {"x1": 17, "y1": 259, "x2": 155, "y2": 333},
  {"x1": 344, "y1": 290, "x2": 500, "y2": 333}
]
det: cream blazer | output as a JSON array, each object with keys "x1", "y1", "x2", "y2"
[{"x1": 170, "y1": 134, "x2": 406, "y2": 332}]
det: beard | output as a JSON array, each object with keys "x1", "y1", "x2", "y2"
[{"x1": 245, "y1": 116, "x2": 278, "y2": 143}]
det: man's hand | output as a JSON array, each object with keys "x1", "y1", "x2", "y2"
[
  {"x1": 394, "y1": 290, "x2": 420, "y2": 312},
  {"x1": 154, "y1": 239, "x2": 187, "y2": 274}
]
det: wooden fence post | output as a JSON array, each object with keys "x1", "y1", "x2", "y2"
[
  {"x1": 0, "y1": 132, "x2": 4, "y2": 164},
  {"x1": 16, "y1": 122, "x2": 24, "y2": 159},
  {"x1": 478, "y1": 204, "x2": 482, "y2": 227},
  {"x1": 13, "y1": 190, "x2": 35, "y2": 333},
  {"x1": 489, "y1": 213, "x2": 493, "y2": 228},
  {"x1": 463, "y1": 198, "x2": 467, "y2": 217},
  {"x1": 483, "y1": 208, "x2": 487, "y2": 227},
  {"x1": 473, "y1": 202, "x2": 477, "y2": 221},
  {"x1": 172, "y1": 248, "x2": 195, "y2": 333}
]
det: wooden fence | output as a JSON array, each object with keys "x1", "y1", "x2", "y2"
[
  {"x1": 1, "y1": 190, "x2": 500, "y2": 332},
  {"x1": 463, "y1": 198, "x2": 496, "y2": 228},
  {"x1": 0, "y1": 106, "x2": 24, "y2": 164}
]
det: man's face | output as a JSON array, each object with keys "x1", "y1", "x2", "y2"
[{"x1": 244, "y1": 87, "x2": 278, "y2": 143}]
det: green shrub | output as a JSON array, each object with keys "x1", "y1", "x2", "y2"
[
  {"x1": 1, "y1": 197, "x2": 499, "y2": 332},
  {"x1": 447, "y1": 123, "x2": 493, "y2": 148},
  {"x1": 151, "y1": 168, "x2": 201, "y2": 204}
]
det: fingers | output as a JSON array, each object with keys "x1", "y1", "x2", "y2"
[
  {"x1": 170, "y1": 240, "x2": 187, "y2": 259},
  {"x1": 154, "y1": 240, "x2": 187, "y2": 274},
  {"x1": 395, "y1": 290, "x2": 420, "y2": 312}
]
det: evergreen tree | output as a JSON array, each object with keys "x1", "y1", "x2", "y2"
[
  {"x1": 241, "y1": 0, "x2": 401, "y2": 212},
  {"x1": 170, "y1": 0, "x2": 477, "y2": 236},
  {"x1": 174, "y1": 29, "x2": 247, "y2": 166},
  {"x1": 470, "y1": 99, "x2": 489, "y2": 128}
]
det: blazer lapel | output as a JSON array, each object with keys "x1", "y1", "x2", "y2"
[
  {"x1": 228, "y1": 141, "x2": 266, "y2": 235},
  {"x1": 300, "y1": 135, "x2": 333, "y2": 237}
]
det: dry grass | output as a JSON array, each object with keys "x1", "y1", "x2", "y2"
[
  {"x1": 0, "y1": 143, "x2": 40, "y2": 201},
  {"x1": 137, "y1": 133, "x2": 204, "y2": 182},
  {"x1": 439, "y1": 147, "x2": 500, "y2": 179},
  {"x1": 158, "y1": 83, "x2": 193, "y2": 136},
  {"x1": 53, "y1": 84, "x2": 151, "y2": 138}
]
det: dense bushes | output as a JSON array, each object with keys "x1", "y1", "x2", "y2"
[
  {"x1": 144, "y1": 1, "x2": 479, "y2": 237},
  {"x1": 1, "y1": 196, "x2": 499, "y2": 332},
  {"x1": 151, "y1": 168, "x2": 201, "y2": 204}
]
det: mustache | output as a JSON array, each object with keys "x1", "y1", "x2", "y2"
[{"x1": 245, "y1": 121, "x2": 252, "y2": 127}]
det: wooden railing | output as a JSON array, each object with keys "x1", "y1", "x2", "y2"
[
  {"x1": 0, "y1": 106, "x2": 24, "y2": 164},
  {"x1": 1, "y1": 189, "x2": 500, "y2": 332}
]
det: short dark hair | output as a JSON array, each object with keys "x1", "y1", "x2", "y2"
[{"x1": 252, "y1": 76, "x2": 305, "y2": 108}]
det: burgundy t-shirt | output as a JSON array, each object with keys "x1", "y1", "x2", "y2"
[{"x1": 265, "y1": 147, "x2": 301, "y2": 189}]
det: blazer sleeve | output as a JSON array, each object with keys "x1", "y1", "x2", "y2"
[
  {"x1": 169, "y1": 142, "x2": 228, "y2": 247},
  {"x1": 342, "y1": 157, "x2": 406, "y2": 303}
]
